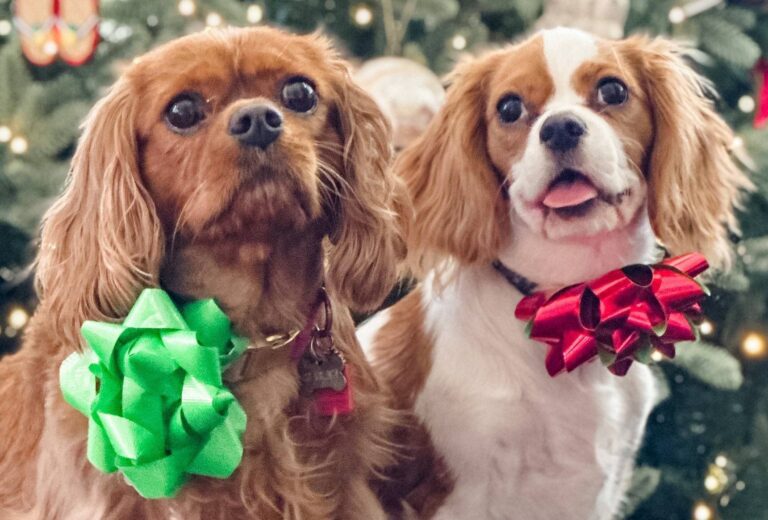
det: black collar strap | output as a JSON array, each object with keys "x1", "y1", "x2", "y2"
[{"x1": 491, "y1": 259, "x2": 538, "y2": 296}]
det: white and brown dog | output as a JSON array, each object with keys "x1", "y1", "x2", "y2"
[{"x1": 360, "y1": 27, "x2": 750, "y2": 519}]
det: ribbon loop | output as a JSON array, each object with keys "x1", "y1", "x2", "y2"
[
  {"x1": 516, "y1": 253, "x2": 709, "y2": 376},
  {"x1": 59, "y1": 288, "x2": 248, "y2": 498}
]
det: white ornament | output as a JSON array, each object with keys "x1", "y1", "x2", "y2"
[
  {"x1": 535, "y1": 0, "x2": 629, "y2": 39},
  {"x1": 355, "y1": 57, "x2": 444, "y2": 150}
]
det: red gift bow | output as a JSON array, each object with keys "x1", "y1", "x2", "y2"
[{"x1": 514, "y1": 253, "x2": 709, "y2": 377}]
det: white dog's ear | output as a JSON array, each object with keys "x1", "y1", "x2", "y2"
[
  {"x1": 623, "y1": 36, "x2": 752, "y2": 270},
  {"x1": 397, "y1": 55, "x2": 510, "y2": 277}
]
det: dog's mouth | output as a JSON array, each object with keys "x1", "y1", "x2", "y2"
[{"x1": 539, "y1": 169, "x2": 629, "y2": 219}]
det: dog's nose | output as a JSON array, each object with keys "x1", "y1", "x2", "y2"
[
  {"x1": 228, "y1": 104, "x2": 283, "y2": 149},
  {"x1": 539, "y1": 113, "x2": 586, "y2": 152}
]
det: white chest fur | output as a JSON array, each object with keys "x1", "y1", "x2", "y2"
[
  {"x1": 359, "y1": 215, "x2": 660, "y2": 520},
  {"x1": 411, "y1": 266, "x2": 657, "y2": 520}
]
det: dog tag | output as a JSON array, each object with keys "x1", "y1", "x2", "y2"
[
  {"x1": 299, "y1": 350, "x2": 347, "y2": 397},
  {"x1": 314, "y1": 365, "x2": 354, "y2": 416}
]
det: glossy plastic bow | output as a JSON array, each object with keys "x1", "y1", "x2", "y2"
[
  {"x1": 59, "y1": 289, "x2": 249, "y2": 498},
  {"x1": 515, "y1": 253, "x2": 709, "y2": 377}
]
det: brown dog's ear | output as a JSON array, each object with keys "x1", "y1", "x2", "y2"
[
  {"x1": 396, "y1": 56, "x2": 509, "y2": 278},
  {"x1": 626, "y1": 37, "x2": 752, "y2": 270},
  {"x1": 324, "y1": 57, "x2": 405, "y2": 312},
  {"x1": 36, "y1": 77, "x2": 164, "y2": 349}
]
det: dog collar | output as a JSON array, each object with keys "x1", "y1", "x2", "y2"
[
  {"x1": 225, "y1": 287, "x2": 331, "y2": 383},
  {"x1": 224, "y1": 287, "x2": 354, "y2": 416},
  {"x1": 491, "y1": 259, "x2": 538, "y2": 296}
]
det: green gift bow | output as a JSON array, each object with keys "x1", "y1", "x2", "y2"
[{"x1": 59, "y1": 288, "x2": 249, "y2": 499}]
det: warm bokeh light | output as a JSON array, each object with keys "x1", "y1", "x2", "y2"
[
  {"x1": 9, "y1": 136, "x2": 28, "y2": 154},
  {"x1": 742, "y1": 332, "x2": 766, "y2": 358},
  {"x1": 7, "y1": 307, "x2": 29, "y2": 330},
  {"x1": 669, "y1": 7, "x2": 686, "y2": 24},
  {"x1": 247, "y1": 5, "x2": 264, "y2": 24},
  {"x1": 451, "y1": 34, "x2": 467, "y2": 50},
  {"x1": 351, "y1": 5, "x2": 373, "y2": 27},
  {"x1": 693, "y1": 502, "x2": 713, "y2": 520},
  {"x1": 699, "y1": 320, "x2": 714, "y2": 336},
  {"x1": 178, "y1": 0, "x2": 196, "y2": 16},
  {"x1": 738, "y1": 95, "x2": 755, "y2": 113},
  {"x1": 206, "y1": 12, "x2": 223, "y2": 27},
  {"x1": 43, "y1": 40, "x2": 58, "y2": 56},
  {"x1": 0, "y1": 125, "x2": 11, "y2": 143}
]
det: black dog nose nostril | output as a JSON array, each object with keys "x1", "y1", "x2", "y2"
[
  {"x1": 228, "y1": 104, "x2": 283, "y2": 149},
  {"x1": 539, "y1": 113, "x2": 587, "y2": 152}
]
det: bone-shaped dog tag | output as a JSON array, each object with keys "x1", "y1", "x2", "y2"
[{"x1": 299, "y1": 350, "x2": 347, "y2": 397}]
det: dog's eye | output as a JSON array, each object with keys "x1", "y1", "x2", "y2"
[
  {"x1": 165, "y1": 93, "x2": 205, "y2": 132},
  {"x1": 281, "y1": 78, "x2": 317, "y2": 113},
  {"x1": 497, "y1": 94, "x2": 525, "y2": 124},
  {"x1": 597, "y1": 78, "x2": 628, "y2": 105}
]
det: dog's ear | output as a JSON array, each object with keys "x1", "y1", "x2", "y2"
[
  {"x1": 323, "y1": 54, "x2": 405, "y2": 312},
  {"x1": 625, "y1": 36, "x2": 752, "y2": 270},
  {"x1": 36, "y1": 77, "x2": 164, "y2": 349},
  {"x1": 396, "y1": 56, "x2": 509, "y2": 278}
]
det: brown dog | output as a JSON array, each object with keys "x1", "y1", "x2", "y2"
[{"x1": 0, "y1": 27, "x2": 404, "y2": 519}]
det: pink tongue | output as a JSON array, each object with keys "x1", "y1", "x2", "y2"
[{"x1": 542, "y1": 178, "x2": 598, "y2": 209}]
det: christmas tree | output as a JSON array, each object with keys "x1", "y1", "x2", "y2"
[{"x1": 1, "y1": 0, "x2": 767, "y2": 518}]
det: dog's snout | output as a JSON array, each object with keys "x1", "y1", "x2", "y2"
[
  {"x1": 539, "y1": 113, "x2": 586, "y2": 152},
  {"x1": 228, "y1": 104, "x2": 283, "y2": 149}
]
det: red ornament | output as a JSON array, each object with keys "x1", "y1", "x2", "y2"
[
  {"x1": 755, "y1": 59, "x2": 768, "y2": 129},
  {"x1": 515, "y1": 253, "x2": 709, "y2": 377},
  {"x1": 13, "y1": 0, "x2": 99, "y2": 67}
]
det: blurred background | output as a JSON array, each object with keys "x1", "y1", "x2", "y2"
[{"x1": 1, "y1": 0, "x2": 767, "y2": 518}]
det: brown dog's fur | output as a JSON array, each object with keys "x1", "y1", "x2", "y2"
[{"x1": 0, "y1": 27, "x2": 404, "y2": 519}]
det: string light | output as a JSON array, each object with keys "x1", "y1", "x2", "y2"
[
  {"x1": 43, "y1": 40, "x2": 58, "y2": 56},
  {"x1": 692, "y1": 502, "x2": 714, "y2": 520},
  {"x1": 669, "y1": 0, "x2": 724, "y2": 25},
  {"x1": 178, "y1": 0, "x2": 196, "y2": 16},
  {"x1": 738, "y1": 95, "x2": 755, "y2": 113},
  {"x1": 704, "y1": 475, "x2": 720, "y2": 493},
  {"x1": 704, "y1": 464, "x2": 729, "y2": 494},
  {"x1": 699, "y1": 320, "x2": 714, "y2": 336},
  {"x1": 7, "y1": 307, "x2": 29, "y2": 330},
  {"x1": 246, "y1": 5, "x2": 264, "y2": 24},
  {"x1": 669, "y1": 7, "x2": 686, "y2": 24},
  {"x1": 351, "y1": 4, "x2": 373, "y2": 27},
  {"x1": 741, "y1": 332, "x2": 766, "y2": 358},
  {"x1": 0, "y1": 19, "x2": 12, "y2": 36},
  {"x1": 715, "y1": 454, "x2": 728, "y2": 468},
  {"x1": 0, "y1": 125, "x2": 11, "y2": 142},
  {"x1": 205, "y1": 12, "x2": 223, "y2": 27},
  {"x1": 451, "y1": 34, "x2": 467, "y2": 50},
  {"x1": 651, "y1": 350, "x2": 664, "y2": 362},
  {"x1": 9, "y1": 136, "x2": 28, "y2": 154}
]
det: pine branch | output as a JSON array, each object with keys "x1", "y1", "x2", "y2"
[
  {"x1": 671, "y1": 340, "x2": 744, "y2": 390},
  {"x1": 696, "y1": 15, "x2": 761, "y2": 69}
]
